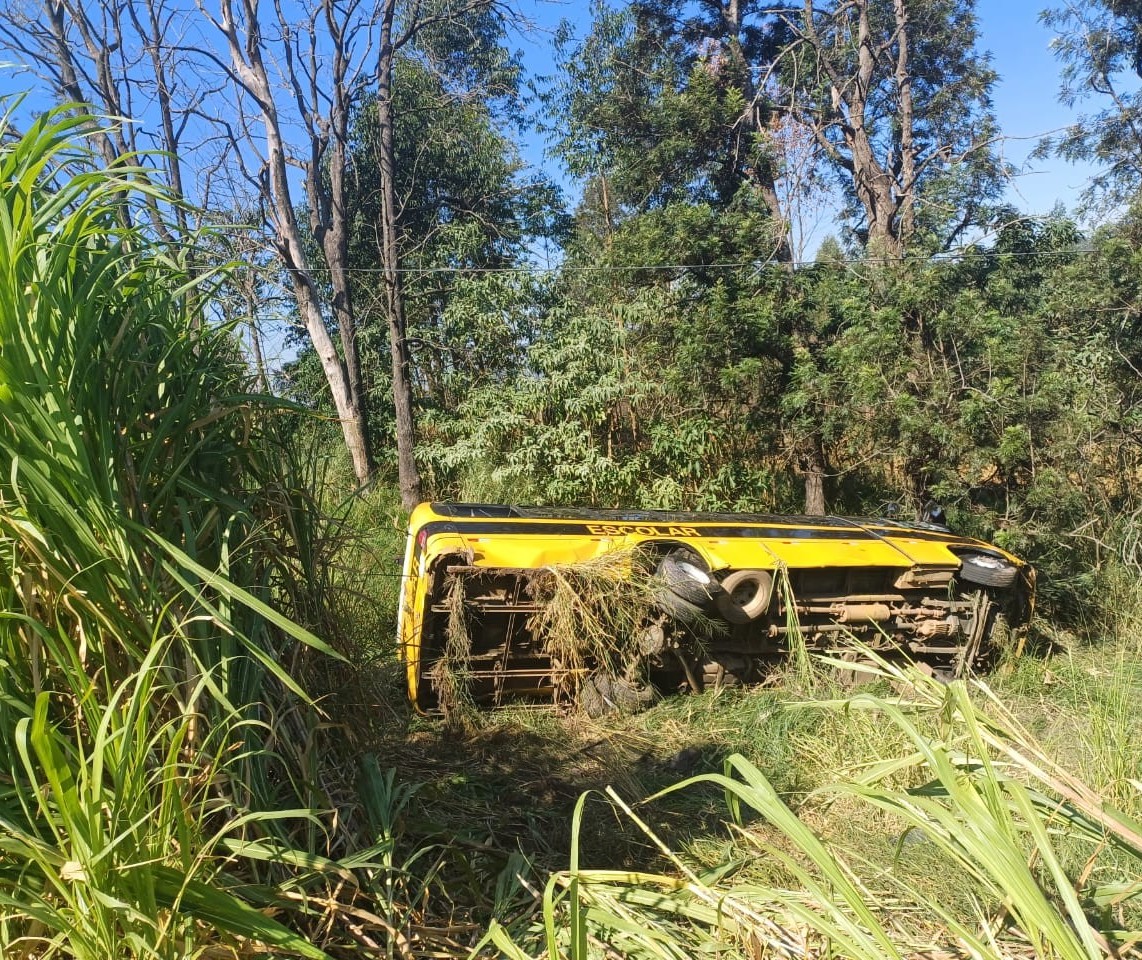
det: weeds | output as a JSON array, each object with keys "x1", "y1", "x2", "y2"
[
  {"x1": 527, "y1": 548, "x2": 658, "y2": 693},
  {"x1": 477, "y1": 643, "x2": 1142, "y2": 959}
]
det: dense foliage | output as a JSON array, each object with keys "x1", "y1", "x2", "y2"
[
  {"x1": 308, "y1": 0, "x2": 1137, "y2": 623},
  {"x1": 410, "y1": 215, "x2": 1142, "y2": 619},
  {"x1": 264, "y1": 0, "x2": 1142, "y2": 622}
]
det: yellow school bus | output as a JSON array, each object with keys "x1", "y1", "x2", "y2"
[{"x1": 397, "y1": 502, "x2": 1034, "y2": 713}]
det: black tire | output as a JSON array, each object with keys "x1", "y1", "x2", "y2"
[
  {"x1": 713, "y1": 569, "x2": 774, "y2": 624},
  {"x1": 958, "y1": 553, "x2": 1018, "y2": 588},
  {"x1": 578, "y1": 676, "x2": 607, "y2": 718},
  {"x1": 578, "y1": 673, "x2": 646, "y2": 717},
  {"x1": 655, "y1": 552, "x2": 716, "y2": 605},
  {"x1": 653, "y1": 588, "x2": 707, "y2": 623},
  {"x1": 699, "y1": 652, "x2": 751, "y2": 689}
]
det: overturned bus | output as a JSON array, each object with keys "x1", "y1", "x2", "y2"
[{"x1": 397, "y1": 502, "x2": 1034, "y2": 713}]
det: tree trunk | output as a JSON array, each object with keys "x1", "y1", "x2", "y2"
[
  {"x1": 802, "y1": 437, "x2": 827, "y2": 516},
  {"x1": 378, "y1": 0, "x2": 422, "y2": 509},
  {"x1": 320, "y1": 29, "x2": 375, "y2": 482},
  {"x1": 797, "y1": 0, "x2": 905, "y2": 257},
  {"x1": 850, "y1": 132, "x2": 902, "y2": 256},
  {"x1": 894, "y1": 0, "x2": 917, "y2": 242},
  {"x1": 294, "y1": 279, "x2": 374, "y2": 485},
  {"x1": 247, "y1": 315, "x2": 270, "y2": 393},
  {"x1": 850, "y1": 0, "x2": 901, "y2": 256},
  {"x1": 215, "y1": 0, "x2": 374, "y2": 486}
]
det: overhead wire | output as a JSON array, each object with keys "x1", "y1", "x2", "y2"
[{"x1": 278, "y1": 247, "x2": 1097, "y2": 276}]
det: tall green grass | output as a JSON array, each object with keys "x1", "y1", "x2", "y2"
[
  {"x1": 482, "y1": 654, "x2": 1142, "y2": 959},
  {"x1": 0, "y1": 105, "x2": 342, "y2": 956}
]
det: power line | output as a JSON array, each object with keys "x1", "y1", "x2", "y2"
[{"x1": 279, "y1": 247, "x2": 1094, "y2": 276}]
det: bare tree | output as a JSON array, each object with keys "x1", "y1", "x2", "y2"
[
  {"x1": 0, "y1": 0, "x2": 207, "y2": 240},
  {"x1": 202, "y1": 0, "x2": 376, "y2": 484},
  {"x1": 3, "y1": 0, "x2": 516, "y2": 498},
  {"x1": 773, "y1": 0, "x2": 1002, "y2": 254},
  {"x1": 207, "y1": 0, "x2": 504, "y2": 500},
  {"x1": 3, "y1": 0, "x2": 380, "y2": 483}
]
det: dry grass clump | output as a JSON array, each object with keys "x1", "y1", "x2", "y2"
[
  {"x1": 428, "y1": 547, "x2": 731, "y2": 714},
  {"x1": 426, "y1": 549, "x2": 680, "y2": 715},
  {"x1": 527, "y1": 548, "x2": 657, "y2": 680},
  {"x1": 430, "y1": 573, "x2": 478, "y2": 723},
  {"x1": 773, "y1": 565, "x2": 816, "y2": 690}
]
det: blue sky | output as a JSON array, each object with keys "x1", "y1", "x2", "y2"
[
  {"x1": 0, "y1": 1, "x2": 1112, "y2": 230},
  {"x1": 976, "y1": 0, "x2": 1097, "y2": 215},
  {"x1": 0, "y1": 0, "x2": 1112, "y2": 366}
]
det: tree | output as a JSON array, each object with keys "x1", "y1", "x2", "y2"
[
  {"x1": 350, "y1": 59, "x2": 557, "y2": 398},
  {"x1": 1040, "y1": 0, "x2": 1142, "y2": 210},
  {"x1": 205, "y1": 0, "x2": 378, "y2": 485},
  {"x1": 1, "y1": 0, "x2": 381, "y2": 481},
  {"x1": 273, "y1": 0, "x2": 560, "y2": 504},
  {"x1": 0, "y1": 0, "x2": 204, "y2": 240},
  {"x1": 4, "y1": 0, "x2": 524, "y2": 498},
  {"x1": 424, "y1": 292, "x2": 787, "y2": 509},
  {"x1": 548, "y1": 0, "x2": 793, "y2": 262},
  {"x1": 539, "y1": 0, "x2": 1009, "y2": 515},
  {"x1": 552, "y1": 0, "x2": 1004, "y2": 259},
  {"x1": 288, "y1": 2, "x2": 549, "y2": 498},
  {"x1": 543, "y1": 4, "x2": 809, "y2": 512},
  {"x1": 361, "y1": 0, "x2": 506, "y2": 506},
  {"x1": 777, "y1": 0, "x2": 1005, "y2": 253}
]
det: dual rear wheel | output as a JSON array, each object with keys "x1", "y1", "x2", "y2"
[{"x1": 652, "y1": 551, "x2": 773, "y2": 623}]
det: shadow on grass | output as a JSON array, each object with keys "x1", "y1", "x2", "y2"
[
  {"x1": 308, "y1": 637, "x2": 1066, "y2": 872},
  {"x1": 309, "y1": 651, "x2": 832, "y2": 881}
]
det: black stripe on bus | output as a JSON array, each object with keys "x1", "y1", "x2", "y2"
[
  {"x1": 415, "y1": 519, "x2": 879, "y2": 542},
  {"x1": 424, "y1": 504, "x2": 984, "y2": 547},
  {"x1": 864, "y1": 526, "x2": 981, "y2": 546}
]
